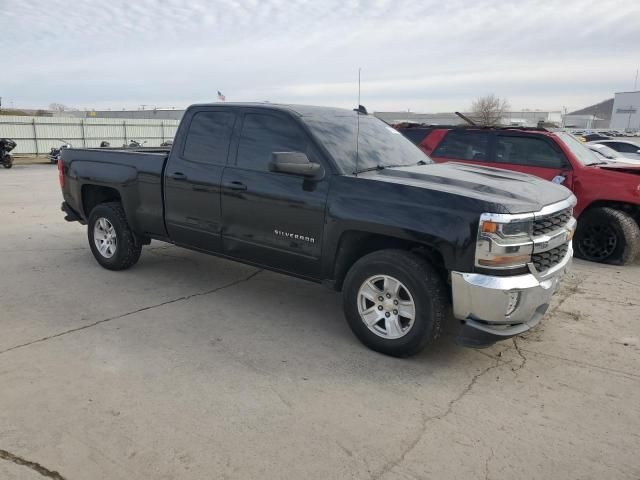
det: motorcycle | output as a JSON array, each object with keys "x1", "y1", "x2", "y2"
[
  {"x1": 48, "y1": 140, "x2": 72, "y2": 164},
  {"x1": 0, "y1": 138, "x2": 17, "y2": 169},
  {"x1": 124, "y1": 139, "x2": 146, "y2": 148}
]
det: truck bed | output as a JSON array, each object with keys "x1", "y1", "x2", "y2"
[{"x1": 60, "y1": 148, "x2": 170, "y2": 238}]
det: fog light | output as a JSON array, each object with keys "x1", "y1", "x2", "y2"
[{"x1": 506, "y1": 291, "x2": 521, "y2": 316}]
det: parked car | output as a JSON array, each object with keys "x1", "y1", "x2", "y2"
[
  {"x1": 396, "y1": 125, "x2": 640, "y2": 265},
  {"x1": 586, "y1": 143, "x2": 640, "y2": 165},
  {"x1": 58, "y1": 103, "x2": 575, "y2": 357},
  {"x1": 593, "y1": 140, "x2": 640, "y2": 160},
  {"x1": 582, "y1": 133, "x2": 611, "y2": 142}
]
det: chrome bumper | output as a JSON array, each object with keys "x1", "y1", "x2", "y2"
[{"x1": 451, "y1": 244, "x2": 572, "y2": 346}]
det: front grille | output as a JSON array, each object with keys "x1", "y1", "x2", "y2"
[
  {"x1": 532, "y1": 244, "x2": 568, "y2": 272},
  {"x1": 533, "y1": 208, "x2": 572, "y2": 236}
]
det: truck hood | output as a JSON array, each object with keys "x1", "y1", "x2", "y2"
[
  {"x1": 596, "y1": 162, "x2": 640, "y2": 175},
  {"x1": 362, "y1": 162, "x2": 571, "y2": 214}
]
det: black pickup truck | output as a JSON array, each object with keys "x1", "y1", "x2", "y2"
[{"x1": 59, "y1": 103, "x2": 576, "y2": 357}]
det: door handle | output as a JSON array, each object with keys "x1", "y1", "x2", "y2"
[
  {"x1": 225, "y1": 181, "x2": 247, "y2": 191},
  {"x1": 170, "y1": 172, "x2": 187, "y2": 181}
]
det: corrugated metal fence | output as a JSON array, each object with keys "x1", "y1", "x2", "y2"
[{"x1": 0, "y1": 116, "x2": 180, "y2": 154}]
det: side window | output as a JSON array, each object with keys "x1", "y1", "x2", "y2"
[
  {"x1": 616, "y1": 143, "x2": 639, "y2": 153},
  {"x1": 495, "y1": 136, "x2": 566, "y2": 168},
  {"x1": 432, "y1": 131, "x2": 489, "y2": 161},
  {"x1": 236, "y1": 113, "x2": 312, "y2": 172},
  {"x1": 183, "y1": 111, "x2": 235, "y2": 165}
]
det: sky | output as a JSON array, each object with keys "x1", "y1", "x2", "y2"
[{"x1": 1, "y1": 0, "x2": 639, "y2": 113}]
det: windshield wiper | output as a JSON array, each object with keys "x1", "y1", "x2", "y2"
[
  {"x1": 382, "y1": 160, "x2": 429, "y2": 169},
  {"x1": 586, "y1": 161, "x2": 609, "y2": 166},
  {"x1": 354, "y1": 160, "x2": 428, "y2": 174},
  {"x1": 354, "y1": 165, "x2": 385, "y2": 174}
]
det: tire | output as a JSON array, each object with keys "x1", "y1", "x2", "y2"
[
  {"x1": 2, "y1": 155, "x2": 12, "y2": 168},
  {"x1": 88, "y1": 202, "x2": 142, "y2": 270},
  {"x1": 342, "y1": 249, "x2": 448, "y2": 357},
  {"x1": 574, "y1": 207, "x2": 640, "y2": 265}
]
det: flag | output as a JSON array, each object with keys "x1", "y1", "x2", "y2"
[{"x1": 217, "y1": 90, "x2": 226, "y2": 101}]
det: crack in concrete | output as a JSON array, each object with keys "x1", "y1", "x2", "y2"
[
  {"x1": 484, "y1": 447, "x2": 495, "y2": 480},
  {"x1": 0, "y1": 269, "x2": 262, "y2": 356},
  {"x1": 547, "y1": 277, "x2": 583, "y2": 318},
  {"x1": 0, "y1": 449, "x2": 66, "y2": 480},
  {"x1": 511, "y1": 337, "x2": 527, "y2": 372},
  {"x1": 519, "y1": 348, "x2": 640, "y2": 380},
  {"x1": 372, "y1": 358, "x2": 502, "y2": 480},
  {"x1": 620, "y1": 278, "x2": 640, "y2": 289}
]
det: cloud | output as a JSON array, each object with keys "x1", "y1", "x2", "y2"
[{"x1": 1, "y1": 0, "x2": 639, "y2": 112}]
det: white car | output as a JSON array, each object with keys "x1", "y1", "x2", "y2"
[
  {"x1": 590, "y1": 140, "x2": 640, "y2": 160},
  {"x1": 586, "y1": 143, "x2": 640, "y2": 165}
]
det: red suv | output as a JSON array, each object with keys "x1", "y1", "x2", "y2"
[{"x1": 396, "y1": 126, "x2": 640, "y2": 265}]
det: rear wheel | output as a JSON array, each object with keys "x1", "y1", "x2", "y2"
[
  {"x1": 88, "y1": 202, "x2": 142, "y2": 270},
  {"x1": 574, "y1": 207, "x2": 640, "y2": 265},
  {"x1": 2, "y1": 155, "x2": 12, "y2": 168},
  {"x1": 342, "y1": 249, "x2": 448, "y2": 357}
]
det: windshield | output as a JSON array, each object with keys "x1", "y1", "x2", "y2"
[
  {"x1": 555, "y1": 132, "x2": 601, "y2": 165},
  {"x1": 303, "y1": 114, "x2": 432, "y2": 174}
]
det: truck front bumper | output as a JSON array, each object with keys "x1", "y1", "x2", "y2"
[{"x1": 451, "y1": 244, "x2": 572, "y2": 347}]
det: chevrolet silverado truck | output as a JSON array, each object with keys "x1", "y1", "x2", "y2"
[
  {"x1": 396, "y1": 125, "x2": 640, "y2": 265},
  {"x1": 59, "y1": 103, "x2": 576, "y2": 357}
]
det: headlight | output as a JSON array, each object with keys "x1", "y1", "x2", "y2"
[{"x1": 476, "y1": 215, "x2": 533, "y2": 268}]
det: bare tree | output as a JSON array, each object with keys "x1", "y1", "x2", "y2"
[
  {"x1": 49, "y1": 103, "x2": 69, "y2": 112},
  {"x1": 469, "y1": 94, "x2": 510, "y2": 126}
]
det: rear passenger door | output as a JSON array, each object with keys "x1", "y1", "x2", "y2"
[
  {"x1": 430, "y1": 130, "x2": 492, "y2": 166},
  {"x1": 220, "y1": 110, "x2": 330, "y2": 278},
  {"x1": 164, "y1": 108, "x2": 236, "y2": 252},
  {"x1": 491, "y1": 134, "x2": 573, "y2": 187}
]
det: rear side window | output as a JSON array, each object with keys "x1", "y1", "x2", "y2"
[
  {"x1": 236, "y1": 113, "x2": 312, "y2": 172},
  {"x1": 496, "y1": 135, "x2": 566, "y2": 168},
  {"x1": 611, "y1": 142, "x2": 639, "y2": 153},
  {"x1": 397, "y1": 128, "x2": 431, "y2": 145},
  {"x1": 183, "y1": 111, "x2": 235, "y2": 165},
  {"x1": 432, "y1": 131, "x2": 489, "y2": 161}
]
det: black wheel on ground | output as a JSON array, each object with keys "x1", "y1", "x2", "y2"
[
  {"x1": 342, "y1": 249, "x2": 448, "y2": 357},
  {"x1": 2, "y1": 156, "x2": 12, "y2": 168},
  {"x1": 88, "y1": 202, "x2": 142, "y2": 270},
  {"x1": 574, "y1": 207, "x2": 640, "y2": 265}
]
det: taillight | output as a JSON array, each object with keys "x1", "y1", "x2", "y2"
[{"x1": 58, "y1": 159, "x2": 64, "y2": 188}]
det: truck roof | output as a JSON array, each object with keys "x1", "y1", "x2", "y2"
[{"x1": 188, "y1": 102, "x2": 357, "y2": 118}]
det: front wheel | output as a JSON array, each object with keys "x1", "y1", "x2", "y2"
[
  {"x1": 342, "y1": 249, "x2": 448, "y2": 357},
  {"x1": 88, "y1": 202, "x2": 142, "y2": 270},
  {"x1": 2, "y1": 155, "x2": 12, "y2": 168},
  {"x1": 574, "y1": 207, "x2": 640, "y2": 265}
]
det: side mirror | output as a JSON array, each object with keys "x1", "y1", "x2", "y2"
[{"x1": 269, "y1": 152, "x2": 324, "y2": 179}]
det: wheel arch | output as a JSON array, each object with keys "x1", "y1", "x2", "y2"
[
  {"x1": 81, "y1": 184, "x2": 122, "y2": 218},
  {"x1": 329, "y1": 230, "x2": 447, "y2": 292},
  {"x1": 579, "y1": 200, "x2": 640, "y2": 225}
]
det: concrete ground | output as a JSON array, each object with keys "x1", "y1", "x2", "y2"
[{"x1": 1, "y1": 164, "x2": 639, "y2": 480}]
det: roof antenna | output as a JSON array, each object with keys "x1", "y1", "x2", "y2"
[{"x1": 354, "y1": 67, "x2": 362, "y2": 175}]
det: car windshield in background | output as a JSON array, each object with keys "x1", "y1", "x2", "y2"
[
  {"x1": 303, "y1": 114, "x2": 432, "y2": 174},
  {"x1": 590, "y1": 144, "x2": 619, "y2": 159},
  {"x1": 555, "y1": 132, "x2": 601, "y2": 165}
]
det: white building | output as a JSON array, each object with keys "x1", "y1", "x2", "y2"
[{"x1": 610, "y1": 91, "x2": 640, "y2": 131}]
